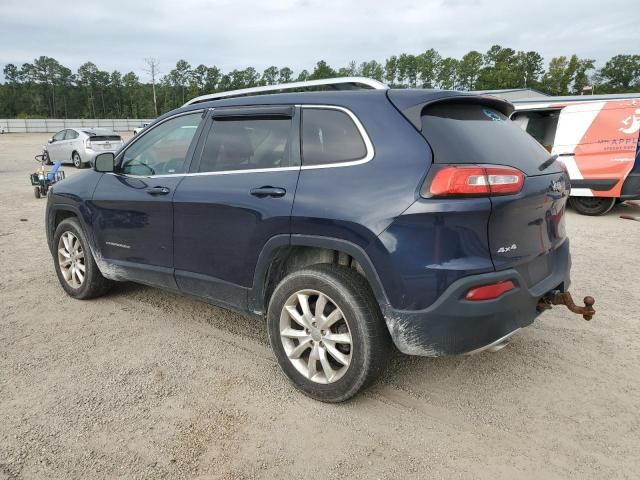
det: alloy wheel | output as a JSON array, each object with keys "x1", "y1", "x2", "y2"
[
  {"x1": 279, "y1": 289, "x2": 353, "y2": 384},
  {"x1": 57, "y1": 231, "x2": 86, "y2": 288}
]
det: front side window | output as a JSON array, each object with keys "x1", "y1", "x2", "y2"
[
  {"x1": 199, "y1": 117, "x2": 293, "y2": 173},
  {"x1": 301, "y1": 108, "x2": 367, "y2": 166},
  {"x1": 121, "y1": 112, "x2": 201, "y2": 176}
]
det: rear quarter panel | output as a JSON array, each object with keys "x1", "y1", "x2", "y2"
[
  {"x1": 292, "y1": 96, "x2": 489, "y2": 310},
  {"x1": 291, "y1": 97, "x2": 429, "y2": 243}
]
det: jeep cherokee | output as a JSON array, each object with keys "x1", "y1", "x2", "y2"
[{"x1": 46, "y1": 78, "x2": 593, "y2": 402}]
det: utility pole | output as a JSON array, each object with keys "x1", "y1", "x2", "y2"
[{"x1": 144, "y1": 58, "x2": 160, "y2": 117}]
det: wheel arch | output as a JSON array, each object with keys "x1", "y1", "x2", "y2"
[
  {"x1": 249, "y1": 235, "x2": 389, "y2": 315},
  {"x1": 46, "y1": 205, "x2": 91, "y2": 255}
]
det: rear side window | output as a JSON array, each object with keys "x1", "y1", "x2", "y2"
[
  {"x1": 53, "y1": 130, "x2": 66, "y2": 141},
  {"x1": 302, "y1": 108, "x2": 366, "y2": 166},
  {"x1": 64, "y1": 130, "x2": 79, "y2": 140},
  {"x1": 421, "y1": 103, "x2": 557, "y2": 176},
  {"x1": 199, "y1": 118, "x2": 293, "y2": 173}
]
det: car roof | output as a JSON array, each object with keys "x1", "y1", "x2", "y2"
[
  {"x1": 165, "y1": 88, "x2": 513, "y2": 121},
  {"x1": 78, "y1": 128, "x2": 118, "y2": 134}
]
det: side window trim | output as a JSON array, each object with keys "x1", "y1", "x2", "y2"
[
  {"x1": 299, "y1": 105, "x2": 375, "y2": 169},
  {"x1": 114, "y1": 109, "x2": 206, "y2": 177}
]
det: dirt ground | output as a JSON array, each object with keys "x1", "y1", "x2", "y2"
[{"x1": 0, "y1": 133, "x2": 638, "y2": 480}]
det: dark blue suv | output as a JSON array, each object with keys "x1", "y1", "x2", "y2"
[{"x1": 46, "y1": 78, "x2": 580, "y2": 402}]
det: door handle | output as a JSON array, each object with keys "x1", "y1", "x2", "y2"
[
  {"x1": 250, "y1": 186, "x2": 286, "y2": 198},
  {"x1": 146, "y1": 186, "x2": 171, "y2": 195}
]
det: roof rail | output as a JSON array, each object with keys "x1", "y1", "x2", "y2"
[{"x1": 183, "y1": 76, "x2": 388, "y2": 106}]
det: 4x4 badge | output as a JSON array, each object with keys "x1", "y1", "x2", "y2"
[
  {"x1": 497, "y1": 244, "x2": 517, "y2": 253},
  {"x1": 551, "y1": 180, "x2": 564, "y2": 193}
]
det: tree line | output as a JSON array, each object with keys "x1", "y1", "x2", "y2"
[{"x1": 1, "y1": 46, "x2": 639, "y2": 119}]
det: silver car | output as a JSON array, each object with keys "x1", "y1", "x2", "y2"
[
  {"x1": 45, "y1": 128, "x2": 124, "y2": 168},
  {"x1": 133, "y1": 122, "x2": 150, "y2": 136}
]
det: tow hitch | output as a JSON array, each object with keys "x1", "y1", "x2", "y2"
[{"x1": 537, "y1": 291, "x2": 596, "y2": 321}]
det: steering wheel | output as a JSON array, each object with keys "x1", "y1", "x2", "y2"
[{"x1": 124, "y1": 160, "x2": 156, "y2": 175}]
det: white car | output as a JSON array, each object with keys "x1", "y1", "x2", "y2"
[
  {"x1": 133, "y1": 122, "x2": 151, "y2": 136},
  {"x1": 44, "y1": 128, "x2": 124, "y2": 168}
]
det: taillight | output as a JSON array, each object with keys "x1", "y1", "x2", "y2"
[
  {"x1": 423, "y1": 165, "x2": 524, "y2": 197},
  {"x1": 85, "y1": 138, "x2": 92, "y2": 149},
  {"x1": 465, "y1": 280, "x2": 515, "y2": 301}
]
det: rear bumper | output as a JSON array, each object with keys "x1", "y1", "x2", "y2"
[
  {"x1": 82, "y1": 147, "x2": 121, "y2": 164},
  {"x1": 382, "y1": 239, "x2": 571, "y2": 356}
]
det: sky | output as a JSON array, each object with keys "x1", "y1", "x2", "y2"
[{"x1": 1, "y1": 0, "x2": 639, "y2": 80}]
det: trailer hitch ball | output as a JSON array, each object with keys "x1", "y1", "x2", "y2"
[{"x1": 539, "y1": 291, "x2": 596, "y2": 321}]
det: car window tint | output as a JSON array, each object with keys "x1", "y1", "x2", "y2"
[
  {"x1": 301, "y1": 109, "x2": 366, "y2": 166},
  {"x1": 121, "y1": 113, "x2": 201, "y2": 176},
  {"x1": 421, "y1": 103, "x2": 557, "y2": 176},
  {"x1": 53, "y1": 130, "x2": 66, "y2": 141},
  {"x1": 199, "y1": 118, "x2": 293, "y2": 173}
]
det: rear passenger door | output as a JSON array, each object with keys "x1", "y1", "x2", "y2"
[
  {"x1": 63, "y1": 129, "x2": 80, "y2": 160},
  {"x1": 173, "y1": 106, "x2": 300, "y2": 310}
]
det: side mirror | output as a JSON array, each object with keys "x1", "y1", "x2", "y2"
[
  {"x1": 94, "y1": 152, "x2": 115, "y2": 173},
  {"x1": 48, "y1": 138, "x2": 54, "y2": 144}
]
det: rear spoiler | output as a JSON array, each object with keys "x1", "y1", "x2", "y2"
[{"x1": 386, "y1": 90, "x2": 515, "y2": 131}]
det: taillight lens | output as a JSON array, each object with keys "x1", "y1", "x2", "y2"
[
  {"x1": 424, "y1": 165, "x2": 524, "y2": 197},
  {"x1": 465, "y1": 280, "x2": 515, "y2": 301},
  {"x1": 85, "y1": 138, "x2": 92, "y2": 149}
]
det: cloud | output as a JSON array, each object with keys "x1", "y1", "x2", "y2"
[{"x1": 1, "y1": 0, "x2": 638, "y2": 79}]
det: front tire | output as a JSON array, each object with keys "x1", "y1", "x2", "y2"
[
  {"x1": 569, "y1": 196, "x2": 616, "y2": 216},
  {"x1": 267, "y1": 264, "x2": 390, "y2": 402},
  {"x1": 72, "y1": 152, "x2": 83, "y2": 169},
  {"x1": 53, "y1": 217, "x2": 112, "y2": 299}
]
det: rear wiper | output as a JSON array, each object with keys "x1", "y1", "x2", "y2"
[{"x1": 539, "y1": 154, "x2": 559, "y2": 172}]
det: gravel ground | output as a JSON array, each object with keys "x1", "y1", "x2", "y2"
[{"x1": 1, "y1": 133, "x2": 639, "y2": 480}]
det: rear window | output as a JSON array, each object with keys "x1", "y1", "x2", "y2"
[
  {"x1": 421, "y1": 103, "x2": 558, "y2": 176},
  {"x1": 302, "y1": 108, "x2": 367, "y2": 166},
  {"x1": 89, "y1": 135, "x2": 121, "y2": 142}
]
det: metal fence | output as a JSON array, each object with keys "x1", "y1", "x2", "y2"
[{"x1": 0, "y1": 119, "x2": 154, "y2": 134}]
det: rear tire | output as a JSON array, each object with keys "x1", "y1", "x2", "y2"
[
  {"x1": 34, "y1": 187, "x2": 41, "y2": 199},
  {"x1": 267, "y1": 264, "x2": 390, "y2": 402},
  {"x1": 72, "y1": 151, "x2": 83, "y2": 169},
  {"x1": 53, "y1": 217, "x2": 112, "y2": 299},
  {"x1": 569, "y1": 196, "x2": 616, "y2": 216}
]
